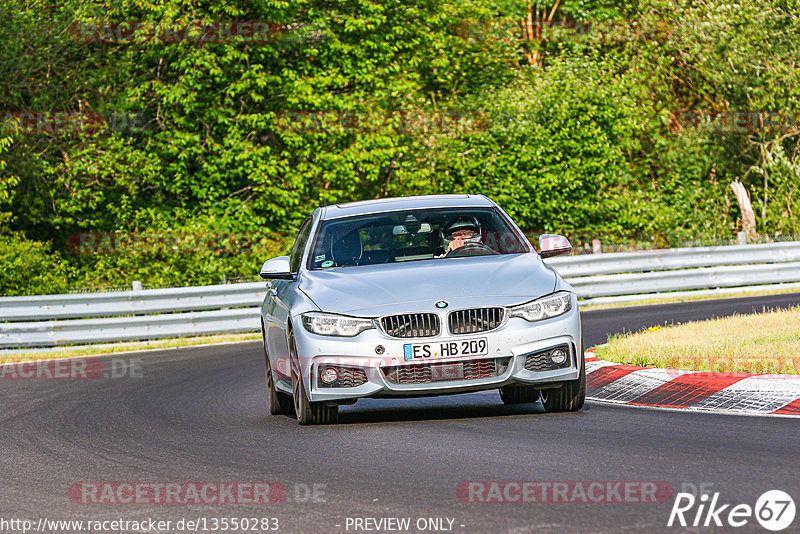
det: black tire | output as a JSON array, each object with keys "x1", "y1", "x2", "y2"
[
  {"x1": 540, "y1": 348, "x2": 586, "y2": 413},
  {"x1": 263, "y1": 324, "x2": 292, "y2": 415},
  {"x1": 499, "y1": 385, "x2": 541, "y2": 404},
  {"x1": 289, "y1": 330, "x2": 339, "y2": 425}
]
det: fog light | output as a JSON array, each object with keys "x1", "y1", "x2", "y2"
[
  {"x1": 320, "y1": 367, "x2": 339, "y2": 384},
  {"x1": 550, "y1": 349, "x2": 567, "y2": 365}
]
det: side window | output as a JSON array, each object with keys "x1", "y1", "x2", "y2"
[{"x1": 289, "y1": 218, "x2": 313, "y2": 273}]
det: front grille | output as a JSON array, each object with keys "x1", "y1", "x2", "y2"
[
  {"x1": 448, "y1": 307, "x2": 505, "y2": 335},
  {"x1": 383, "y1": 357, "x2": 511, "y2": 385},
  {"x1": 524, "y1": 345, "x2": 572, "y2": 372},
  {"x1": 318, "y1": 366, "x2": 368, "y2": 388},
  {"x1": 380, "y1": 313, "x2": 440, "y2": 338}
]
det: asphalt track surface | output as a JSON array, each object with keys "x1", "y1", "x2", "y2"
[{"x1": 1, "y1": 293, "x2": 800, "y2": 533}]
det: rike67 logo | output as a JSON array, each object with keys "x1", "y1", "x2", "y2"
[{"x1": 668, "y1": 490, "x2": 796, "y2": 531}]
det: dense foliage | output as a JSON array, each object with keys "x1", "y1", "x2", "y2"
[{"x1": 1, "y1": 0, "x2": 798, "y2": 294}]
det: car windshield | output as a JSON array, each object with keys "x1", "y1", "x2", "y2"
[{"x1": 308, "y1": 207, "x2": 529, "y2": 270}]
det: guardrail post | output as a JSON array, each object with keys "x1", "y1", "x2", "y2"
[
  {"x1": 737, "y1": 231, "x2": 748, "y2": 245},
  {"x1": 132, "y1": 281, "x2": 142, "y2": 291},
  {"x1": 592, "y1": 239, "x2": 602, "y2": 254}
]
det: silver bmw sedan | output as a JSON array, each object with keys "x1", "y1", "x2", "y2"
[{"x1": 259, "y1": 194, "x2": 583, "y2": 424}]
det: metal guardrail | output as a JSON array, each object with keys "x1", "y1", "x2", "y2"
[
  {"x1": 0, "y1": 282, "x2": 266, "y2": 321},
  {"x1": 0, "y1": 283, "x2": 266, "y2": 348},
  {"x1": 545, "y1": 241, "x2": 800, "y2": 301},
  {"x1": 2, "y1": 241, "x2": 799, "y2": 349},
  {"x1": 545, "y1": 241, "x2": 800, "y2": 277},
  {"x1": 565, "y1": 261, "x2": 800, "y2": 298},
  {"x1": 1, "y1": 308, "x2": 260, "y2": 348}
]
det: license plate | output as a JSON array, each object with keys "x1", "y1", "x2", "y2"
[{"x1": 403, "y1": 337, "x2": 488, "y2": 361}]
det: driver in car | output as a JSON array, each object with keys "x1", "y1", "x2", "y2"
[{"x1": 437, "y1": 217, "x2": 482, "y2": 257}]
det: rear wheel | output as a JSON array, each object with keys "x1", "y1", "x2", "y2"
[
  {"x1": 263, "y1": 325, "x2": 291, "y2": 415},
  {"x1": 540, "y1": 348, "x2": 585, "y2": 413},
  {"x1": 289, "y1": 330, "x2": 339, "y2": 425},
  {"x1": 499, "y1": 385, "x2": 541, "y2": 404}
]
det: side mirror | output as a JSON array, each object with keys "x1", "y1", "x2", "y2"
[
  {"x1": 260, "y1": 256, "x2": 295, "y2": 280},
  {"x1": 538, "y1": 234, "x2": 572, "y2": 258}
]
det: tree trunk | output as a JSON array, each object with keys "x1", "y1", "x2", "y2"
[
  {"x1": 731, "y1": 179, "x2": 757, "y2": 238},
  {"x1": 520, "y1": 2, "x2": 561, "y2": 68}
]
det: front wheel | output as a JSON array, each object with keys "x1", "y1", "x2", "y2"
[
  {"x1": 289, "y1": 330, "x2": 339, "y2": 425},
  {"x1": 265, "y1": 355, "x2": 292, "y2": 416},
  {"x1": 263, "y1": 324, "x2": 292, "y2": 415},
  {"x1": 540, "y1": 348, "x2": 585, "y2": 413}
]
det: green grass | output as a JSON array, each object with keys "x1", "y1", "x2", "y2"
[{"x1": 595, "y1": 306, "x2": 800, "y2": 374}]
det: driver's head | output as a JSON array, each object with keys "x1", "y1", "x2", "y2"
[{"x1": 442, "y1": 216, "x2": 481, "y2": 250}]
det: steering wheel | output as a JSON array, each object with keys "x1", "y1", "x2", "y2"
[{"x1": 444, "y1": 242, "x2": 499, "y2": 258}]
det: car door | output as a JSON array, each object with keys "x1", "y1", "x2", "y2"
[{"x1": 266, "y1": 218, "x2": 313, "y2": 379}]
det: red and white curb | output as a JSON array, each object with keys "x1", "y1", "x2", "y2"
[{"x1": 584, "y1": 348, "x2": 800, "y2": 416}]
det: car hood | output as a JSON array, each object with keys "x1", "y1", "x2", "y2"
[{"x1": 297, "y1": 253, "x2": 558, "y2": 315}]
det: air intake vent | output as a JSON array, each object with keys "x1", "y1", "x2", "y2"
[
  {"x1": 383, "y1": 357, "x2": 511, "y2": 385},
  {"x1": 448, "y1": 307, "x2": 505, "y2": 335},
  {"x1": 524, "y1": 345, "x2": 572, "y2": 372},
  {"x1": 380, "y1": 313, "x2": 440, "y2": 338},
  {"x1": 318, "y1": 366, "x2": 369, "y2": 388}
]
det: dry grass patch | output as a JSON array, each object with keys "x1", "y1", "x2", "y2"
[{"x1": 595, "y1": 306, "x2": 800, "y2": 374}]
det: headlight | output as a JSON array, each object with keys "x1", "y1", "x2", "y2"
[
  {"x1": 509, "y1": 292, "x2": 573, "y2": 322},
  {"x1": 301, "y1": 312, "x2": 375, "y2": 337}
]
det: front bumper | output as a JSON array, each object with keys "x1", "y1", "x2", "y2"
[{"x1": 281, "y1": 298, "x2": 582, "y2": 403}]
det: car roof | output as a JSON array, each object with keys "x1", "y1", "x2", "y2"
[{"x1": 318, "y1": 194, "x2": 495, "y2": 220}]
